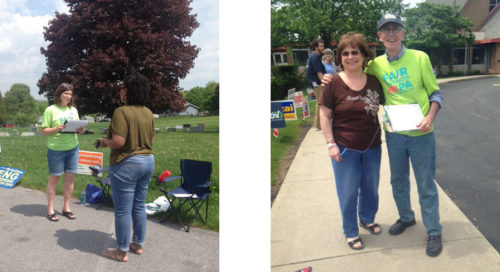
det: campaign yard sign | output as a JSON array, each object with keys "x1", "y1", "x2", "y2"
[
  {"x1": 271, "y1": 101, "x2": 286, "y2": 128},
  {"x1": 280, "y1": 100, "x2": 297, "y2": 121},
  {"x1": 77, "y1": 151, "x2": 103, "y2": 175},
  {"x1": 0, "y1": 166, "x2": 25, "y2": 189},
  {"x1": 294, "y1": 91, "x2": 304, "y2": 107},
  {"x1": 287, "y1": 88, "x2": 296, "y2": 100},
  {"x1": 302, "y1": 96, "x2": 310, "y2": 119}
]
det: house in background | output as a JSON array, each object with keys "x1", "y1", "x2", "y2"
[
  {"x1": 427, "y1": 0, "x2": 500, "y2": 74},
  {"x1": 175, "y1": 102, "x2": 199, "y2": 116},
  {"x1": 2, "y1": 122, "x2": 15, "y2": 128}
]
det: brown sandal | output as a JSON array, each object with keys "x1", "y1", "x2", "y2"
[
  {"x1": 62, "y1": 210, "x2": 76, "y2": 220},
  {"x1": 129, "y1": 243, "x2": 143, "y2": 255},
  {"x1": 47, "y1": 212, "x2": 59, "y2": 222},
  {"x1": 103, "y1": 249, "x2": 128, "y2": 262}
]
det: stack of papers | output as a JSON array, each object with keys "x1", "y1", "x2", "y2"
[{"x1": 383, "y1": 104, "x2": 424, "y2": 132}]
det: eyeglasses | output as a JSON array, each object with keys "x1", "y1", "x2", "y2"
[
  {"x1": 341, "y1": 50, "x2": 360, "y2": 57},
  {"x1": 61, "y1": 83, "x2": 73, "y2": 89},
  {"x1": 380, "y1": 27, "x2": 403, "y2": 34}
]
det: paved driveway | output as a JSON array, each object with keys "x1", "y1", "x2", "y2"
[{"x1": 434, "y1": 76, "x2": 500, "y2": 252}]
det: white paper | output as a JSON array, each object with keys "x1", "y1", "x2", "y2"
[
  {"x1": 383, "y1": 104, "x2": 424, "y2": 132},
  {"x1": 61, "y1": 120, "x2": 89, "y2": 133}
]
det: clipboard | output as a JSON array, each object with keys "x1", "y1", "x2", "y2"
[
  {"x1": 383, "y1": 104, "x2": 424, "y2": 132},
  {"x1": 61, "y1": 120, "x2": 89, "y2": 133}
]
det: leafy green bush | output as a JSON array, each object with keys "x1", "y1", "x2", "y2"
[{"x1": 271, "y1": 65, "x2": 307, "y2": 100}]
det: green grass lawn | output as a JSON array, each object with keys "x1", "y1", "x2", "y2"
[
  {"x1": 0, "y1": 115, "x2": 219, "y2": 231},
  {"x1": 271, "y1": 95, "x2": 315, "y2": 187}
]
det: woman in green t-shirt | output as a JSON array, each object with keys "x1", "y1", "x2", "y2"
[{"x1": 41, "y1": 83, "x2": 85, "y2": 222}]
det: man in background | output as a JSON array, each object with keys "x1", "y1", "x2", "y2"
[{"x1": 306, "y1": 39, "x2": 325, "y2": 130}]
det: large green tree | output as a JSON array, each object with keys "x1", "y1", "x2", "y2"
[
  {"x1": 38, "y1": 0, "x2": 199, "y2": 116},
  {"x1": 271, "y1": 0, "x2": 406, "y2": 49},
  {"x1": 403, "y1": 2, "x2": 474, "y2": 73},
  {"x1": 183, "y1": 81, "x2": 218, "y2": 113},
  {"x1": 0, "y1": 91, "x2": 6, "y2": 124},
  {"x1": 3, "y1": 84, "x2": 38, "y2": 126}
]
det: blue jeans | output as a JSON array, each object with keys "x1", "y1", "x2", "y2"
[
  {"x1": 47, "y1": 146, "x2": 79, "y2": 176},
  {"x1": 109, "y1": 155, "x2": 155, "y2": 252},
  {"x1": 331, "y1": 144, "x2": 381, "y2": 238},
  {"x1": 385, "y1": 131, "x2": 442, "y2": 236}
]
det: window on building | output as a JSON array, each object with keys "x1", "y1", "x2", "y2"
[
  {"x1": 292, "y1": 49, "x2": 309, "y2": 66},
  {"x1": 453, "y1": 48, "x2": 466, "y2": 65},
  {"x1": 472, "y1": 47, "x2": 485, "y2": 64},
  {"x1": 439, "y1": 49, "x2": 449, "y2": 65},
  {"x1": 490, "y1": 0, "x2": 500, "y2": 11},
  {"x1": 272, "y1": 52, "x2": 288, "y2": 65}
]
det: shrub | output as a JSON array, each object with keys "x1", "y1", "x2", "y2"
[{"x1": 271, "y1": 65, "x2": 307, "y2": 100}]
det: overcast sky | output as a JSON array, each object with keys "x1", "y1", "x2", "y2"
[{"x1": 0, "y1": 0, "x2": 219, "y2": 100}]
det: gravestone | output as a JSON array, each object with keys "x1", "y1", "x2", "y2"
[
  {"x1": 166, "y1": 127, "x2": 176, "y2": 132},
  {"x1": 0, "y1": 132, "x2": 10, "y2": 137},
  {"x1": 197, "y1": 123, "x2": 206, "y2": 132},
  {"x1": 183, "y1": 124, "x2": 191, "y2": 128},
  {"x1": 175, "y1": 125, "x2": 183, "y2": 129},
  {"x1": 21, "y1": 132, "x2": 35, "y2": 136}
]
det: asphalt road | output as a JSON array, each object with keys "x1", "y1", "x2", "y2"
[{"x1": 434, "y1": 76, "x2": 500, "y2": 253}]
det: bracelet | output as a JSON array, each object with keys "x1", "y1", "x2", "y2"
[
  {"x1": 327, "y1": 142, "x2": 336, "y2": 149},
  {"x1": 326, "y1": 138, "x2": 334, "y2": 144}
]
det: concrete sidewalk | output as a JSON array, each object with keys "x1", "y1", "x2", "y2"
[
  {"x1": 0, "y1": 186, "x2": 218, "y2": 271},
  {"x1": 271, "y1": 113, "x2": 500, "y2": 270}
]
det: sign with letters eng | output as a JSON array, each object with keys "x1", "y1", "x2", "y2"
[{"x1": 0, "y1": 166, "x2": 26, "y2": 189}]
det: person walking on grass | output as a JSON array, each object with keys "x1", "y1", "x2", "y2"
[{"x1": 41, "y1": 83, "x2": 85, "y2": 222}]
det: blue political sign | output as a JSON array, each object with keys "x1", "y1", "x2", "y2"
[
  {"x1": 271, "y1": 101, "x2": 286, "y2": 128},
  {"x1": 0, "y1": 166, "x2": 26, "y2": 189}
]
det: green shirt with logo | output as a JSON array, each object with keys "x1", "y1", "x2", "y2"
[
  {"x1": 366, "y1": 48, "x2": 439, "y2": 136},
  {"x1": 41, "y1": 105, "x2": 80, "y2": 151}
]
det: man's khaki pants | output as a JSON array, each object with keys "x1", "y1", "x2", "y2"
[{"x1": 313, "y1": 85, "x2": 322, "y2": 129}]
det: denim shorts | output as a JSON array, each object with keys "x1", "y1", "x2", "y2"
[{"x1": 47, "y1": 146, "x2": 79, "y2": 176}]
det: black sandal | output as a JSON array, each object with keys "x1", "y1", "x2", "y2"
[
  {"x1": 62, "y1": 210, "x2": 76, "y2": 220},
  {"x1": 47, "y1": 212, "x2": 59, "y2": 222},
  {"x1": 360, "y1": 222, "x2": 382, "y2": 235},
  {"x1": 347, "y1": 237, "x2": 364, "y2": 250}
]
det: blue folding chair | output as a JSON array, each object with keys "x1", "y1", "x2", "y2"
[
  {"x1": 89, "y1": 165, "x2": 112, "y2": 209},
  {"x1": 155, "y1": 159, "x2": 212, "y2": 232}
]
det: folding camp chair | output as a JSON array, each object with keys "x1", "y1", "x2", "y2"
[
  {"x1": 89, "y1": 165, "x2": 112, "y2": 210},
  {"x1": 155, "y1": 159, "x2": 212, "y2": 232}
]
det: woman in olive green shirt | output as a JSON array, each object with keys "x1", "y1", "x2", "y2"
[{"x1": 97, "y1": 73, "x2": 155, "y2": 262}]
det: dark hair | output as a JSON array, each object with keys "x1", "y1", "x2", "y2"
[
  {"x1": 122, "y1": 73, "x2": 151, "y2": 105},
  {"x1": 335, "y1": 32, "x2": 374, "y2": 70},
  {"x1": 53, "y1": 83, "x2": 74, "y2": 107},
  {"x1": 310, "y1": 39, "x2": 324, "y2": 50}
]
